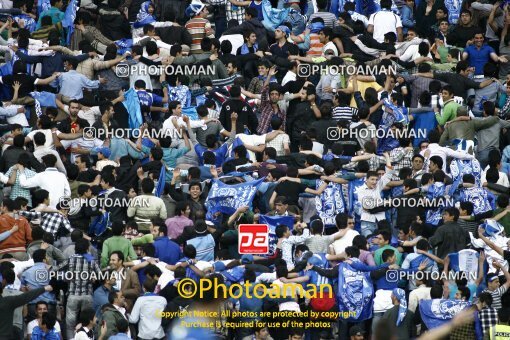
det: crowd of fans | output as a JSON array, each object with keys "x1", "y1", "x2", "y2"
[{"x1": 2, "y1": 0, "x2": 510, "y2": 339}]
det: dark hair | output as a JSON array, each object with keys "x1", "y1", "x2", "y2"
[
  {"x1": 443, "y1": 207, "x2": 460, "y2": 221},
  {"x1": 33, "y1": 249, "x2": 47, "y2": 263}
]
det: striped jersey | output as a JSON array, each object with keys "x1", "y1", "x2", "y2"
[{"x1": 185, "y1": 18, "x2": 214, "y2": 54}]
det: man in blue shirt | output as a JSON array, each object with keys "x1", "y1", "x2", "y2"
[
  {"x1": 152, "y1": 224, "x2": 182, "y2": 265},
  {"x1": 21, "y1": 249, "x2": 57, "y2": 319},
  {"x1": 108, "y1": 318, "x2": 131, "y2": 340},
  {"x1": 58, "y1": 59, "x2": 105, "y2": 101},
  {"x1": 134, "y1": 79, "x2": 169, "y2": 121},
  {"x1": 462, "y1": 32, "x2": 507, "y2": 75}
]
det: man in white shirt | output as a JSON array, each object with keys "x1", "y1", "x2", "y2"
[
  {"x1": 276, "y1": 223, "x2": 311, "y2": 270},
  {"x1": 27, "y1": 301, "x2": 63, "y2": 339},
  {"x1": 357, "y1": 153, "x2": 394, "y2": 237},
  {"x1": 18, "y1": 155, "x2": 71, "y2": 208},
  {"x1": 162, "y1": 101, "x2": 207, "y2": 146},
  {"x1": 282, "y1": 62, "x2": 298, "y2": 86},
  {"x1": 368, "y1": 0, "x2": 403, "y2": 43},
  {"x1": 320, "y1": 27, "x2": 339, "y2": 56},
  {"x1": 32, "y1": 132, "x2": 67, "y2": 175},
  {"x1": 421, "y1": 130, "x2": 474, "y2": 172},
  {"x1": 330, "y1": 215, "x2": 360, "y2": 255}
]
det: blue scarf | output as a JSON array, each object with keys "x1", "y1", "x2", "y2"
[
  {"x1": 240, "y1": 43, "x2": 258, "y2": 55},
  {"x1": 309, "y1": 21, "x2": 325, "y2": 34},
  {"x1": 393, "y1": 288, "x2": 407, "y2": 326},
  {"x1": 134, "y1": 1, "x2": 156, "y2": 28}
]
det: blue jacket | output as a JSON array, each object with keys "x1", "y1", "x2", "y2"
[
  {"x1": 400, "y1": 5, "x2": 415, "y2": 33},
  {"x1": 154, "y1": 237, "x2": 182, "y2": 265}
]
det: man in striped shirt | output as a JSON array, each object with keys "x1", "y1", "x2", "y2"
[
  {"x1": 185, "y1": 1, "x2": 215, "y2": 54},
  {"x1": 332, "y1": 91, "x2": 358, "y2": 121}
]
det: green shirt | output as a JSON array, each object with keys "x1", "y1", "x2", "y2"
[
  {"x1": 131, "y1": 234, "x2": 154, "y2": 246},
  {"x1": 374, "y1": 245, "x2": 402, "y2": 266},
  {"x1": 495, "y1": 208, "x2": 510, "y2": 236},
  {"x1": 101, "y1": 236, "x2": 137, "y2": 268},
  {"x1": 436, "y1": 100, "x2": 460, "y2": 126}
]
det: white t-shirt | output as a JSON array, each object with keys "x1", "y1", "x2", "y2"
[
  {"x1": 63, "y1": 104, "x2": 101, "y2": 127},
  {"x1": 331, "y1": 229, "x2": 360, "y2": 255},
  {"x1": 60, "y1": 138, "x2": 103, "y2": 163},
  {"x1": 27, "y1": 319, "x2": 61, "y2": 336},
  {"x1": 323, "y1": 41, "x2": 339, "y2": 56},
  {"x1": 27, "y1": 129, "x2": 61, "y2": 149},
  {"x1": 368, "y1": 10, "x2": 402, "y2": 43},
  {"x1": 482, "y1": 165, "x2": 510, "y2": 187},
  {"x1": 235, "y1": 133, "x2": 267, "y2": 161}
]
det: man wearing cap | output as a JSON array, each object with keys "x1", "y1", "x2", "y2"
[
  {"x1": 95, "y1": 147, "x2": 118, "y2": 171},
  {"x1": 269, "y1": 25, "x2": 292, "y2": 59},
  {"x1": 185, "y1": 0, "x2": 215, "y2": 54}
]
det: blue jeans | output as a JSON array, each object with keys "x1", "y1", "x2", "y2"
[{"x1": 361, "y1": 221, "x2": 377, "y2": 237}]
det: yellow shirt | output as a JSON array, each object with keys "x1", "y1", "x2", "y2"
[
  {"x1": 348, "y1": 80, "x2": 383, "y2": 108},
  {"x1": 489, "y1": 324, "x2": 510, "y2": 340}
]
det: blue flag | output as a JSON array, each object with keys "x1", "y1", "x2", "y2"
[
  {"x1": 13, "y1": 15, "x2": 36, "y2": 32},
  {"x1": 419, "y1": 299, "x2": 472, "y2": 329},
  {"x1": 448, "y1": 249, "x2": 479, "y2": 277},
  {"x1": 29, "y1": 91, "x2": 56, "y2": 108},
  {"x1": 205, "y1": 177, "x2": 265, "y2": 219},
  {"x1": 155, "y1": 164, "x2": 166, "y2": 197},
  {"x1": 337, "y1": 260, "x2": 374, "y2": 321},
  {"x1": 123, "y1": 88, "x2": 143, "y2": 130},
  {"x1": 38, "y1": 0, "x2": 51, "y2": 15},
  {"x1": 62, "y1": 0, "x2": 78, "y2": 45},
  {"x1": 316, "y1": 180, "x2": 346, "y2": 226},
  {"x1": 182, "y1": 106, "x2": 199, "y2": 120},
  {"x1": 460, "y1": 187, "x2": 493, "y2": 215},
  {"x1": 261, "y1": 0, "x2": 290, "y2": 30},
  {"x1": 115, "y1": 39, "x2": 133, "y2": 55},
  {"x1": 259, "y1": 215, "x2": 295, "y2": 257}
]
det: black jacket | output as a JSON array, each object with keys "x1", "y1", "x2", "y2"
[
  {"x1": 223, "y1": 18, "x2": 273, "y2": 47},
  {"x1": 219, "y1": 98, "x2": 258, "y2": 134},
  {"x1": 155, "y1": 26, "x2": 193, "y2": 46},
  {"x1": 0, "y1": 147, "x2": 44, "y2": 173},
  {"x1": 99, "y1": 8, "x2": 131, "y2": 41}
]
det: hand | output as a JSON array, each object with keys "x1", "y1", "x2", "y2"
[
  {"x1": 305, "y1": 263, "x2": 313, "y2": 271},
  {"x1": 210, "y1": 165, "x2": 218, "y2": 178},
  {"x1": 231, "y1": 112, "x2": 238, "y2": 121},
  {"x1": 10, "y1": 224, "x2": 18, "y2": 233},
  {"x1": 492, "y1": 260, "x2": 502, "y2": 269},
  {"x1": 478, "y1": 227, "x2": 485, "y2": 238},
  {"x1": 137, "y1": 167, "x2": 144, "y2": 178},
  {"x1": 419, "y1": 259, "x2": 430, "y2": 271},
  {"x1": 323, "y1": 86, "x2": 333, "y2": 93},
  {"x1": 53, "y1": 72, "x2": 61, "y2": 78},
  {"x1": 173, "y1": 167, "x2": 181, "y2": 178},
  {"x1": 479, "y1": 251, "x2": 486, "y2": 262},
  {"x1": 44, "y1": 285, "x2": 53, "y2": 292},
  {"x1": 277, "y1": 176, "x2": 288, "y2": 183},
  {"x1": 279, "y1": 277, "x2": 289, "y2": 283},
  {"x1": 209, "y1": 54, "x2": 218, "y2": 61},
  {"x1": 100, "y1": 321, "x2": 107, "y2": 336},
  {"x1": 255, "y1": 50, "x2": 264, "y2": 58},
  {"x1": 500, "y1": 56, "x2": 509, "y2": 63},
  {"x1": 18, "y1": 19, "x2": 24, "y2": 28},
  {"x1": 268, "y1": 65, "x2": 277, "y2": 77},
  {"x1": 182, "y1": 115, "x2": 190, "y2": 123},
  {"x1": 238, "y1": 206, "x2": 249, "y2": 213},
  {"x1": 12, "y1": 81, "x2": 20, "y2": 92},
  {"x1": 10, "y1": 45, "x2": 17, "y2": 52},
  {"x1": 98, "y1": 76, "x2": 107, "y2": 84}
]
